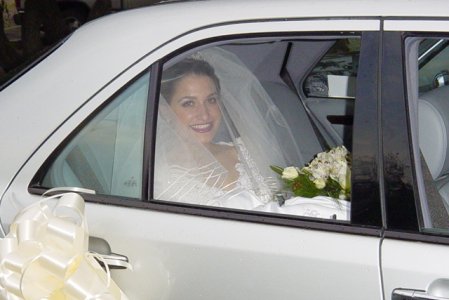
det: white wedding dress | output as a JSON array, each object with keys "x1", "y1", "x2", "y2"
[{"x1": 155, "y1": 139, "x2": 350, "y2": 221}]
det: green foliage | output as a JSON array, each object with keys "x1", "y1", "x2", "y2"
[{"x1": 270, "y1": 146, "x2": 351, "y2": 201}]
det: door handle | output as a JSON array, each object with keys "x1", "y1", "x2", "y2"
[
  {"x1": 89, "y1": 236, "x2": 132, "y2": 270},
  {"x1": 41, "y1": 190, "x2": 131, "y2": 270},
  {"x1": 95, "y1": 252, "x2": 132, "y2": 270},
  {"x1": 393, "y1": 288, "x2": 436, "y2": 300},
  {"x1": 326, "y1": 115, "x2": 353, "y2": 125},
  {"x1": 393, "y1": 279, "x2": 449, "y2": 300}
]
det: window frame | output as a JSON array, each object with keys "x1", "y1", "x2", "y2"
[
  {"x1": 147, "y1": 32, "x2": 383, "y2": 234},
  {"x1": 402, "y1": 32, "x2": 449, "y2": 237},
  {"x1": 29, "y1": 30, "x2": 383, "y2": 236},
  {"x1": 382, "y1": 29, "x2": 449, "y2": 245}
]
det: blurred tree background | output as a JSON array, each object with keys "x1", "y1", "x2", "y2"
[{"x1": 0, "y1": 0, "x2": 111, "y2": 83}]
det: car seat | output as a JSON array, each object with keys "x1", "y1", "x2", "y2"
[
  {"x1": 419, "y1": 85, "x2": 449, "y2": 206},
  {"x1": 261, "y1": 81, "x2": 324, "y2": 164}
]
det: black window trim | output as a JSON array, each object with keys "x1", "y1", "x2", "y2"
[
  {"x1": 29, "y1": 27, "x2": 384, "y2": 237},
  {"x1": 380, "y1": 30, "x2": 421, "y2": 232},
  {"x1": 148, "y1": 32, "x2": 383, "y2": 235},
  {"x1": 379, "y1": 29, "x2": 449, "y2": 243},
  {"x1": 381, "y1": 29, "x2": 449, "y2": 239}
]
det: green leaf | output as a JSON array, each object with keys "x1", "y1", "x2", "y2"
[
  {"x1": 291, "y1": 174, "x2": 321, "y2": 198},
  {"x1": 270, "y1": 165, "x2": 284, "y2": 176}
]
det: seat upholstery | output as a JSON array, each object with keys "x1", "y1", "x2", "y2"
[
  {"x1": 419, "y1": 85, "x2": 449, "y2": 204},
  {"x1": 262, "y1": 81, "x2": 323, "y2": 164}
]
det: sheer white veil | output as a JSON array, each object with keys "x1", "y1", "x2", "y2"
[{"x1": 154, "y1": 46, "x2": 304, "y2": 205}]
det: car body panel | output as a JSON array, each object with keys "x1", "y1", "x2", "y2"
[
  {"x1": 382, "y1": 239, "x2": 449, "y2": 300},
  {"x1": 2, "y1": 1, "x2": 449, "y2": 299}
]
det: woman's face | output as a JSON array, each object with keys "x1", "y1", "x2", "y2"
[{"x1": 169, "y1": 74, "x2": 221, "y2": 145}]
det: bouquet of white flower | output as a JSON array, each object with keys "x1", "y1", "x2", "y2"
[{"x1": 271, "y1": 146, "x2": 351, "y2": 200}]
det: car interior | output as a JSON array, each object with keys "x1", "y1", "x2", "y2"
[
  {"x1": 222, "y1": 37, "x2": 356, "y2": 160},
  {"x1": 419, "y1": 85, "x2": 449, "y2": 210}
]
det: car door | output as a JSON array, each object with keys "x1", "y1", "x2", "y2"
[
  {"x1": 2, "y1": 18, "x2": 383, "y2": 299},
  {"x1": 381, "y1": 19, "x2": 449, "y2": 300}
]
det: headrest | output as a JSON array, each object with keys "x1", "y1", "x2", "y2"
[{"x1": 419, "y1": 86, "x2": 449, "y2": 179}]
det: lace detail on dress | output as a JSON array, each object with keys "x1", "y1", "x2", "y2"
[
  {"x1": 234, "y1": 139, "x2": 277, "y2": 203},
  {"x1": 156, "y1": 161, "x2": 227, "y2": 205},
  {"x1": 156, "y1": 139, "x2": 278, "y2": 205}
]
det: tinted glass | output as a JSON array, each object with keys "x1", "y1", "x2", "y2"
[
  {"x1": 409, "y1": 38, "x2": 449, "y2": 231},
  {"x1": 41, "y1": 73, "x2": 150, "y2": 198},
  {"x1": 419, "y1": 39, "x2": 449, "y2": 93},
  {"x1": 303, "y1": 38, "x2": 360, "y2": 99}
]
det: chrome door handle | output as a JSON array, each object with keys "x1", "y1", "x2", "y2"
[
  {"x1": 89, "y1": 236, "x2": 131, "y2": 270},
  {"x1": 393, "y1": 288, "x2": 439, "y2": 300},
  {"x1": 393, "y1": 279, "x2": 449, "y2": 300},
  {"x1": 93, "y1": 252, "x2": 132, "y2": 270}
]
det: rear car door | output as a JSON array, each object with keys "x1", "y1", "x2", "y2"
[
  {"x1": 2, "y1": 18, "x2": 383, "y2": 299},
  {"x1": 381, "y1": 19, "x2": 449, "y2": 300}
]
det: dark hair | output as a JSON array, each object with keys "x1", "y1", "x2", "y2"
[{"x1": 161, "y1": 58, "x2": 220, "y2": 102}]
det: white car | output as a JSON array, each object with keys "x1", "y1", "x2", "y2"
[{"x1": 2, "y1": 0, "x2": 449, "y2": 299}]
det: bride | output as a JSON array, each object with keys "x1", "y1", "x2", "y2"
[
  {"x1": 154, "y1": 47, "x2": 350, "y2": 219},
  {"x1": 159, "y1": 57, "x2": 240, "y2": 190}
]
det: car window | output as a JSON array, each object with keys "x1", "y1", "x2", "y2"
[
  {"x1": 419, "y1": 39, "x2": 449, "y2": 93},
  {"x1": 303, "y1": 38, "x2": 360, "y2": 99},
  {"x1": 40, "y1": 72, "x2": 150, "y2": 198},
  {"x1": 408, "y1": 37, "x2": 449, "y2": 232},
  {"x1": 154, "y1": 38, "x2": 356, "y2": 221}
]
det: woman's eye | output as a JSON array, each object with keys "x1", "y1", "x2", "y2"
[
  {"x1": 181, "y1": 100, "x2": 194, "y2": 107},
  {"x1": 208, "y1": 97, "x2": 218, "y2": 104}
]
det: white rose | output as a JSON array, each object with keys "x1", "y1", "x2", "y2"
[
  {"x1": 338, "y1": 169, "x2": 351, "y2": 190},
  {"x1": 313, "y1": 178, "x2": 326, "y2": 189},
  {"x1": 313, "y1": 168, "x2": 328, "y2": 180},
  {"x1": 317, "y1": 152, "x2": 332, "y2": 164},
  {"x1": 282, "y1": 167, "x2": 299, "y2": 180},
  {"x1": 332, "y1": 146, "x2": 348, "y2": 157},
  {"x1": 330, "y1": 161, "x2": 347, "y2": 179}
]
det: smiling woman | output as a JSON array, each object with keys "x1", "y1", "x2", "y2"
[
  {"x1": 160, "y1": 58, "x2": 240, "y2": 189},
  {"x1": 154, "y1": 48, "x2": 292, "y2": 206},
  {"x1": 153, "y1": 46, "x2": 350, "y2": 219}
]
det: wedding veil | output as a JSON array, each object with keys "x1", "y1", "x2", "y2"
[{"x1": 154, "y1": 46, "x2": 304, "y2": 206}]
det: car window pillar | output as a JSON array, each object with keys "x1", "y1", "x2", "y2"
[
  {"x1": 381, "y1": 31, "x2": 420, "y2": 231},
  {"x1": 351, "y1": 31, "x2": 383, "y2": 227}
]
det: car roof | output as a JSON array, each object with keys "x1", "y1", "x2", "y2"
[{"x1": 1, "y1": 0, "x2": 448, "y2": 195}]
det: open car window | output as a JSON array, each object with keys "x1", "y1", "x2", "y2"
[{"x1": 154, "y1": 37, "x2": 356, "y2": 222}]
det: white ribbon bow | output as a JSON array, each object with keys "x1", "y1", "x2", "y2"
[{"x1": 0, "y1": 193, "x2": 129, "y2": 299}]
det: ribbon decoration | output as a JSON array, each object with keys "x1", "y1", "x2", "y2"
[{"x1": 0, "y1": 193, "x2": 129, "y2": 299}]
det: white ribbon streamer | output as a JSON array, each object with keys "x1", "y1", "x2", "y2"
[{"x1": 0, "y1": 193, "x2": 129, "y2": 299}]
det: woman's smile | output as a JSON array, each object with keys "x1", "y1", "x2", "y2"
[{"x1": 190, "y1": 122, "x2": 214, "y2": 133}]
